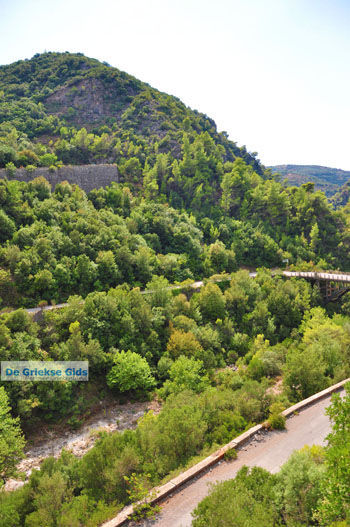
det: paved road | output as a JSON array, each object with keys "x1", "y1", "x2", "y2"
[
  {"x1": 10, "y1": 269, "x2": 350, "y2": 318},
  {"x1": 139, "y1": 392, "x2": 340, "y2": 527}
]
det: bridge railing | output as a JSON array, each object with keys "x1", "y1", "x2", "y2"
[{"x1": 283, "y1": 271, "x2": 350, "y2": 282}]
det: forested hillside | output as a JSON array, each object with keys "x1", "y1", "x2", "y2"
[
  {"x1": 270, "y1": 164, "x2": 350, "y2": 197},
  {"x1": 331, "y1": 179, "x2": 350, "y2": 209},
  {"x1": 0, "y1": 51, "x2": 261, "y2": 172},
  {"x1": 0, "y1": 53, "x2": 349, "y2": 310},
  {"x1": 0, "y1": 52, "x2": 350, "y2": 527},
  {"x1": 0, "y1": 172, "x2": 349, "y2": 309}
]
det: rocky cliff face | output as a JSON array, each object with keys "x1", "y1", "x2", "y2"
[{"x1": 44, "y1": 76, "x2": 138, "y2": 127}]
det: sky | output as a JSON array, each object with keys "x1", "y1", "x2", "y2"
[{"x1": 1, "y1": 0, "x2": 350, "y2": 169}]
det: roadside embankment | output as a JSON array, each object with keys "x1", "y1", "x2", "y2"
[{"x1": 101, "y1": 378, "x2": 349, "y2": 527}]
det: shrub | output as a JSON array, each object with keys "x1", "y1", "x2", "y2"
[
  {"x1": 267, "y1": 402, "x2": 286, "y2": 430},
  {"x1": 25, "y1": 164, "x2": 36, "y2": 173},
  {"x1": 158, "y1": 356, "x2": 210, "y2": 398},
  {"x1": 223, "y1": 448, "x2": 237, "y2": 461},
  {"x1": 192, "y1": 466, "x2": 277, "y2": 527},
  {"x1": 5, "y1": 162, "x2": 16, "y2": 177},
  {"x1": 123, "y1": 473, "x2": 160, "y2": 520},
  {"x1": 107, "y1": 350, "x2": 156, "y2": 393}
]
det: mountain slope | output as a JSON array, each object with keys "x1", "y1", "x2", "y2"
[
  {"x1": 269, "y1": 164, "x2": 350, "y2": 196},
  {"x1": 0, "y1": 51, "x2": 262, "y2": 172},
  {"x1": 331, "y1": 180, "x2": 350, "y2": 208},
  {"x1": 0, "y1": 51, "x2": 349, "y2": 290}
]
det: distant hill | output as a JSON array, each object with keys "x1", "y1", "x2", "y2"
[
  {"x1": 0, "y1": 51, "x2": 350, "y2": 294},
  {"x1": 331, "y1": 180, "x2": 350, "y2": 208},
  {"x1": 269, "y1": 164, "x2": 350, "y2": 197}
]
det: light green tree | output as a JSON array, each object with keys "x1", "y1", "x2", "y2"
[
  {"x1": 316, "y1": 384, "x2": 350, "y2": 525},
  {"x1": 143, "y1": 163, "x2": 159, "y2": 200},
  {"x1": 0, "y1": 387, "x2": 25, "y2": 485},
  {"x1": 159, "y1": 355, "x2": 210, "y2": 397},
  {"x1": 198, "y1": 282, "x2": 226, "y2": 322},
  {"x1": 283, "y1": 347, "x2": 328, "y2": 401},
  {"x1": 107, "y1": 350, "x2": 155, "y2": 393}
]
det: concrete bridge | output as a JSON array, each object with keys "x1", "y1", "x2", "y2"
[{"x1": 283, "y1": 270, "x2": 350, "y2": 302}]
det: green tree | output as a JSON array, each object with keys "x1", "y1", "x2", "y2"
[
  {"x1": 316, "y1": 384, "x2": 350, "y2": 525},
  {"x1": 274, "y1": 446, "x2": 325, "y2": 525},
  {"x1": 145, "y1": 276, "x2": 172, "y2": 309},
  {"x1": 159, "y1": 356, "x2": 210, "y2": 397},
  {"x1": 107, "y1": 350, "x2": 156, "y2": 393},
  {"x1": 74, "y1": 255, "x2": 97, "y2": 296},
  {"x1": 198, "y1": 282, "x2": 226, "y2": 322},
  {"x1": 0, "y1": 485, "x2": 31, "y2": 527},
  {"x1": 0, "y1": 210, "x2": 15, "y2": 242},
  {"x1": 192, "y1": 466, "x2": 277, "y2": 527},
  {"x1": 25, "y1": 471, "x2": 70, "y2": 527},
  {"x1": 137, "y1": 391, "x2": 207, "y2": 475},
  {"x1": 122, "y1": 157, "x2": 142, "y2": 184},
  {"x1": 33, "y1": 269, "x2": 55, "y2": 300},
  {"x1": 143, "y1": 163, "x2": 159, "y2": 200},
  {"x1": 283, "y1": 347, "x2": 328, "y2": 401},
  {"x1": 39, "y1": 153, "x2": 58, "y2": 167},
  {"x1": 96, "y1": 250, "x2": 120, "y2": 289},
  {"x1": 0, "y1": 387, "x2": 25, "y2": 485},
  {"x1": 166, "y1": 329, "x2": 203, "y2": 359},
  {"x1": 310, "y1": 222, "x2": 320, "y2": 252}
]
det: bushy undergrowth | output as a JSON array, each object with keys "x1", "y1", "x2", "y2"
[{"x1": 192, "y1": 386, "x2": 350, "y2": 527}]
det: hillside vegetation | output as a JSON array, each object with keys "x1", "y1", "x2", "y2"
[
  {"x1": 270, "y1": 164, "x2": 350, "y2": 197},
  {"x1": 0, "y1": 51, "x2": 261, "y2": 171},
  {"x1": 0, "y1": 53, "x2": 349, "y2": 305},
  {"x1": 1, "y1": 274, "x2": 350, "y2": 526},
  {"x1": 0, "y1": 172, "x2": 349, "y2": 309},
  {"x1": 0, "y1": 52, "x2": 350, "y2": 527},
  {"x1": 192, "y1": 386, "x2": 350, "y2": 527},
  {"x1": 331, "y1": 180, "x2": 350, "y2": 209}
]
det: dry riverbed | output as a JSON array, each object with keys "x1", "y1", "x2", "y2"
[{"x1": 5, "y1": 398, "x2": 160, "y2": 492}]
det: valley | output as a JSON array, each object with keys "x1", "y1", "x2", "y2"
[{"x1": 0, "y1": 51, "x2": 349, "y2": 527}]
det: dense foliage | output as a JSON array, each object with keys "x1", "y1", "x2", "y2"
[
  {"x1": 0, "y1": 270, "x2": 349, "y2": 524},
  {"x1": 331, "y1": 180, "x2": 350, "y2": 209},
  {"x1": 192, "y1": 384, "x2": 350, "y2": 527},
  {"x1": 0, "y1": 54, "x2": 349, "y2": 312},
  {"x1": 0, "y1": 387, "x2": 25, "y2": 482},
  {"x1": 2, "y1": 268, "x2": 349, "y2": 427},
  {"x1": 0, "y1": 51, "x2": 349, "y2": 527},
  {"x1": 0, "y1": 168, "x2": 349, "y2": 309},
  {"x1": 0, "y1": 346, "x2": 348, "y2": 526}
]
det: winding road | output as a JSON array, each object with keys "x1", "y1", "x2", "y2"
[
  {"x1": 20, "y1": 269, "x2": 350, "y2": 320},
  {"x1": 137, "y1": 390, "x2": 342, "y2": 527}
]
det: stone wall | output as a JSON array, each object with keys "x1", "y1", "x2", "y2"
[{"x1": 0, "y1": 164, "x2": 119, "y2": 193}]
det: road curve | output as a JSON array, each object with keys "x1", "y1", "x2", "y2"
[
  {"x1": 137, "y1": 392, "x2": 340, "y2": 527},
  {"x1": 8, "y1": 269, "x2": 350, "y2": 318}
]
